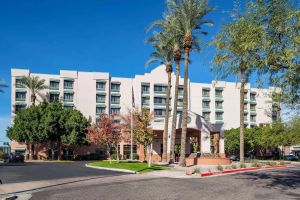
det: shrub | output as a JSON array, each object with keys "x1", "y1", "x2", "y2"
[
  {"x1": 194, "y1": 167, "x2": 201, "y2": 174},
  {"x1": 240, "y1": 163, "x2": 246, "y2": 168},
  {"x1": 265, "y1": 161, "x2": 276, "y2": 166},
  {"x1": 217, "y1": 165, "x2": 224, "y2": 171},
  {"x1": 251, "y1": 162, "x2": 262, "y2": 168},
  {"x1": 279, "y1": 161, "x2": 285, "y2": 165},
  {"x1": 231, "y1": 164, "x2": 237, "y2": 169},
  {"x1": 208, "y1": 168, "x2": 212, "y2": 172}
]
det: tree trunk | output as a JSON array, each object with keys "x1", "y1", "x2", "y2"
[
  {"x1": 116, "y1": 145, "x2": 119, "y2": 163},
  {"x1": 148, "y1": 144, "x2": 152, "y2": 168},
  {"x1": 57, "y1": 142, "x2": 62, "y2": 160},
  {"x1": 179, "y1": 47, "x2": 190, "y2": 167},
  {"x1": 143, "y1": 145, "x2": 147, "y2": 163},
  {"x1": 29, "y1": 143, "x2": 33, "y2": 160},
  {"x1": 31, "y1": 94, "x2": 36, "y2": 106},
  {"x1": 170, "y1": 61, "x2": 180, "y2": 163},
  {"x1": 107, "y1": 144, "x2": 112, "y2": 164},
  {"x1": 162, "y1": 68, "x2": 172, "y2": 163},
  {"x1": 240, "y1": 67, "x2": 245, "y2": 164}
]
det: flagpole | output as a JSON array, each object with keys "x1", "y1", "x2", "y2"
[{"x1": 130, "y1": 78, "x2": 133, "y2": 160}]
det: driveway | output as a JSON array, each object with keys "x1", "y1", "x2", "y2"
[
  {"x1": 0, "y1": 161, "x2": 126, "y2": 194},
  {"x1": 30, "y1": 167, "x2": 300, "y2": 200}
]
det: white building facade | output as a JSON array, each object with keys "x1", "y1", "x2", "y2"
[{"x1": 11, "y1": 66, "x2": 278, "y2": 161}]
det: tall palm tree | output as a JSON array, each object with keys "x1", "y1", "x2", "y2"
[
  {"x1": 146, "y1": 31, "x2": 173, "y2": 162},
  {"x1": 148, "y1": 14, "x2": 184, "y2": 163},
  {"x1": 20, "y1": 76, "x2": 48, "y2": 106},
  {"x1": 0, "y1": 80, "x2": 8, "y2": 93},
  {"x1": 169, "y1": 0, "x2": 213, "y2": 166}
]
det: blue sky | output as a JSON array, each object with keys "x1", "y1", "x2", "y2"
[{"x1": 0, "y1": 0, "x2": 258, "y2": 141}]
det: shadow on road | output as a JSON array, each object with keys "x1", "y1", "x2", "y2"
[{"x1": 233, "y1": 168, "x2": 300, "y2": 198}]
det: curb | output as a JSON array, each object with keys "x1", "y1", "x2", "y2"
[
  {"x1": 85, "y1": 164, "x2": 138, "y2": 174},
  {"x1": 200, "y1": 165, "x2": 288, "y2": 177}
]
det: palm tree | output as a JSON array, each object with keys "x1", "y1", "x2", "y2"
[
  {"x1": 146, "y1": 31, "x2": 173, "y2": 162},
  {"x1": 20, "y1": 76, "x2": 48, "y2": 106},
  {"x1": 169, "y1": 0, "x2": 213, "y2": 166},
  {"x1": 20, "y1": 75, "x2": 48, "y2": 160},
  {"x1": 0, "y1": 80, "x2": 8, "y2": 93}
]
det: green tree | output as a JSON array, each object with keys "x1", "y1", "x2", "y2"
[
  {"x1": 169, "y1": 0, "x2": 213, "y2": 166},
  {"x1": 7, "y1": 102, "x2": 48, "y2": 160},
  {"x1": 20, "y1": 75, "x2": 48, "y2": 105},
  {"x1": 42, "y1": 102, "x2": 89, "y2": 160},
  {"x1": 133, "y1": 109, "x2": 154, "y2": 167},
  {"x1": 211, "y1": 2, "x2": 265, "y2": 163},
  {"x1": 146, "y1": 30, "x2": 173, "y2": 163},
  {"x1": 256, "y1": 0, "x2": 300, "y2": 108}
]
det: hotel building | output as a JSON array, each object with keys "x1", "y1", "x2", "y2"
[{"x1": 10, "y1": 66, "x2": 279, "y2": 162}]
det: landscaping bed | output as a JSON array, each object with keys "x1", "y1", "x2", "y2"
[
  {"x1": 184, "y1": 161, "x2": 290, "y2": 177},
  {"x1": 87, "y1": 160, "x2": 170, "y2": 173}
]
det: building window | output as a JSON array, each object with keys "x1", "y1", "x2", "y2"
[
  {"x1": 215, "y1": 89, "x2": 223, "y2": 98},
  {"x1": 154, "y1": 85, "x2": 167, "y2": 94},
  {"x1": 96, "y1": 107, "x2": 106, "y2": 114},
  {"x1": 113, "y1": 119, "x2": 121, "y2": 124},
  {"x1": 50, "y1": 81, "x2": 59, "y2": 90},
  {"x1": 244, "y1": 113, "x2": 248, "y2": 120},
  {"x1": 215, "y1": 101, "x2": 223, "y2": 109},
  {"x1": 141, "y1": 84, "x2": 150, "y2": 94},
  {"x1": 202, "y1": 88, "x2": 210, "y2": 97},
  {"x1": 64, "y1": 80, "x2": 74, "y2": 89},
  {"x1": 250, "y1": 115, "x2": 256, "y2": 122},
  {"x1": 64, "y1": 105, "x2": 73, "y2": 109},
  {"x1": 203, "y1": 112, "x2": 210, "y2": 122},
  {"x1": 111, "y1": 95, "x2": 120, "y2": 104},
  {"x1": 96, "y1": 94, "x2": 106, "y2": 103},
  {"x1": 15, "y1": 78, "x2": 25, "y2": 88},
  {"x1": 63, "y1": 93, "x2": 74, "y2": 102},
  {"x1": 50, "y1": 93, "x2": 59, "y2": 102},
  {"x1": 178, "y1": 86, "x2": 184, "y2": 96},
  {"x1": 142, "y1": 96, "x2": 150, "y2": 106},
  {"x1": 177, "y1": 98, "x2": 183, "y2": 107},
  {"x1": 202, "y1": 101, "x2": 210, "y2": 108},
  {"x1": 15, "y1": 104, "x2": 26, "y2": 113},
  {"x1": 154, "y1": 97, "x2": 166, "y2": 105},
  {"x1": 111, "y1": 83, "x2": 120, "y2": 92},
  {"x1": 111, "y1": 108, "x2": 120, "y2": 114},
  {"x1": 154, "y1": 109, "x2": 166, "y2": 117},
  {"x1": 215, "y1": 112, "x2": 223, "y2": 120},
  {"x1": 96, "y1": 81, "x2": 106, "y2": 91},
  {"x1": 123, "y1": 145, "x2": 137, "y2": 159},
  {"x1": 250, "y1": 93, "x2": 256, "y2": 101},
  {"x1": 244, "y1": 103, "x2": 248, "y2": 110},
  {"x1": 244, "y1": 91, "x2": 248, "y2": 99},
  {"x1": 250, "y1": 104, "x2": 256, "y2": 111},
  {"x1": 15, "y1": 92, "x2": 26, "y2": 101}
]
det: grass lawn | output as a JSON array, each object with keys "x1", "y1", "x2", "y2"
[{"x1": 88, "y1": 160, "x2": 170, "y2": 173}]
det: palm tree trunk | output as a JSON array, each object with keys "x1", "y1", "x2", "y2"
[
  {"x1": 240, "y1": 67, "x2": 245, "y2": 164},
  {"x1": 31, "y1": 94, "x2": 36, "y2": 106},
  {"x1": 170, "y1": 61, "x2": 180, "y2": 163},
  {"x1": 179, "y1": 48, "x2": 190, "y2": 167},
  {"x1": 162, "y1": 65, "x2": 172, "y2": 163}
]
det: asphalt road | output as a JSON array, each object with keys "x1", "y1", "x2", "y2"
[
  {"x1": 0, "y1": 161, "x2": 125, "y2": 184},
  {"x1": 30, "y1": 167, "x2": 300, "y2": 200}
]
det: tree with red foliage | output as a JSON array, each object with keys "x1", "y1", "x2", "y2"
[{"x1": 87, "y1": 115, "x2": 122, "y2": 164}]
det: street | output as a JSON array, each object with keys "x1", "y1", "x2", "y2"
[
  {"x1": 0, "y1": 162, "x2": 299, "y2": 200},
  {"x1": 30, "y1": 167, "x2": 300, "y2": 200}
]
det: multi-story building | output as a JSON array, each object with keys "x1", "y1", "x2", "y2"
[{"x1": 10, "y1": 65, "x2": 278, "y2": 161}]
